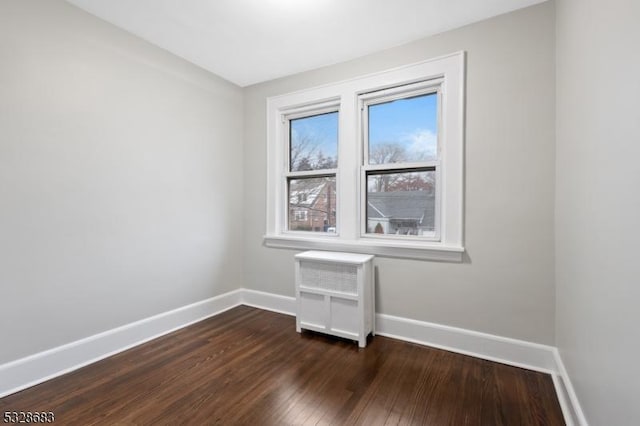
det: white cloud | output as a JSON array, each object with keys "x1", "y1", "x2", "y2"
[{"x1": 404, "y1": 129, "x2": 437, "y2": 161}]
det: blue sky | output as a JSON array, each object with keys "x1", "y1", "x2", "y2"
[
  {"x1": 369, "y1": 93, "x2": 437, "y2": 143},
  {"x1": 290, "y1": 112, "x2": 339, "y2": 162},
  {"x1": 290, "y1": 93, "x2": 438, "y2": 167},
  {"x1": 369, "y1": 93, "x2": 438, "y2": 162}
]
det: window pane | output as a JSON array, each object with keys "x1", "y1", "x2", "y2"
[
  {"x1": 290, "y1": 111, "x2": 338, "y2": 171},
  {"x1": 368, "y1": 93, "x2": 437, "y2": 165},
  {"x1": 289, "y1": 176, "x2": 336, "y2": 232},
  {"x1": 366, "y1": 171, "x2": 435, "y2": 236}
]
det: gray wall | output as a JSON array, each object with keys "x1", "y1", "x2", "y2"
[
  {"x1": 244, "y1": 3, "x2": 556, "y2": 344},
  {"x1": 555, "y1": 0, "x2": 640, "y2": 424},
  {"x1": 0, "y1": 0, "x2": 244, "y2": 364}
]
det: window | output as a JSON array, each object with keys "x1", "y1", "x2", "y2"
[
  {"x1": 293, "y1": 210, "x2": 308, "y2": 222},
  {"x1": 362, "y1": 85, "x2": 440, "y2": 240},
  {"x1": 286, "y1": 111, "x2": 338, "y2": 233},
  {"x1": 265, "y1": 52, "x2": 465, "y2": 261}
]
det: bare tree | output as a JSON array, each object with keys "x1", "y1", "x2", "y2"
[
  {"x1": 369, "y1": 143, "x2": 406, "y2": 191},
  {"x1": 369, "y1": 142, "x2": 406, "y2": 165},
  {"x1": 386, "y1": 173, "x2": 434, "y2": 192},
  {"x1": 290, "y1": 136, "x2": 337, "y2": 171},
  {"x1": 368, "y1": 142, "x2": 435, "y2": 192},
  {"x1": 290, "y1": 134, "x2": 320, "y2": 171}
]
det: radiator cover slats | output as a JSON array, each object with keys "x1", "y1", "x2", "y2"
[{"x1": 299, "y1": 260, "x2": 358, "y2": 295}]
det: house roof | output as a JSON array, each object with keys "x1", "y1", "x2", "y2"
[
  {"x1": 289, "y1": 181, "x2": 332, "y2": 208},
  {"x1": 367, "y1": 191, "x2": 435, "y2": 226}
]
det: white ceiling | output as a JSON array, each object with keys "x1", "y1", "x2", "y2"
[{"x1": 66, "y1": 0, "x2": 545, "y2": 87}]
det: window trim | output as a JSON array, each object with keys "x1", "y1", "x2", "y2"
[{"x1": 265, "y1": 52, "x2": 465, "y2": 262}]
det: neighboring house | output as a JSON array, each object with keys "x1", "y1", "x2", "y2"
[
  {"x1": 290, "y1": 185, "x2": 433, "y2": 235},
  {"x1": 289, "y1": 180, "x2": 336, "y2": 232},
  {"x1": 367, "y1": 191, "x2": 435, "y2": 235}
]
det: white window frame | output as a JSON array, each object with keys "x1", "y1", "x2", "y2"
[
  {"x1": 265, "y1": 52, "x2": 465, "y2": 262},
  {"x1": 293, "y1": 210, "x2": 308, "y2": 222},
  {"x1": 360, "y1": 80, "x2": 443, "y2": 242},
  {"x1": 282, "y1": 103, "x2": 340, "y2": 235}
]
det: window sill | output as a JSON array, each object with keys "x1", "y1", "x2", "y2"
[{"x1": 263, "y1": 234, "x2": 464, "y2": 262}]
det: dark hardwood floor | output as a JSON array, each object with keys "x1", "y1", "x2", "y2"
[{"x1": 0, "y1": 306, "x2": 564, "y2": 425}]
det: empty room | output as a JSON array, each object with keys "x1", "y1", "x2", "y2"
[{"x1": 0, "y1": 0, "x2": 638, "y2": 424}]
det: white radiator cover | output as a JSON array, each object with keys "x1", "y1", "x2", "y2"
[{"x1": 294, "y1": 251, "x2": 375, "y2": 347}]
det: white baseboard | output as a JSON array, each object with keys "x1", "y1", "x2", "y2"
[
  {"x1": 0, "y1": 289, "x2": 242, "y2": 399},
  {"x1": 375, "y1": 313, "x2": 557, "y2": 373},
  {"x1": 240, "y1": 289, "x2": 556, "y2": 372},
  {"x1": 241, "y1": 288, "x2": 296, "y2": 316},
  {"x1": 0, "y1": 287, "x2": 585, "y2": 426},
  {"x1": 552, "y1": 348, "x2": 589, "y2": 426}
]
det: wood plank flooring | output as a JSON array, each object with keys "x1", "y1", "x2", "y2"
[{"x1": 0, "y1": 306, "x2": 564, "y2": 425}]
